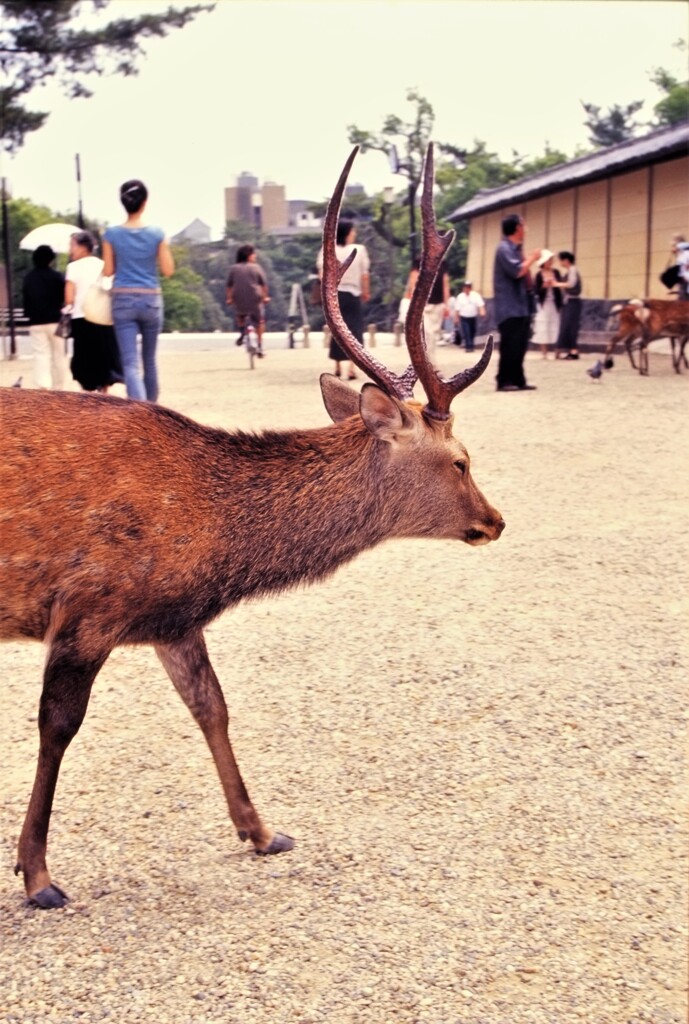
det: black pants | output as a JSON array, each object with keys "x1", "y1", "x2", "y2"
[
  {"x1": 497, "y1": 316, "x2": 531, "y2": 389},
  {"x1": 460, "y1": 316, "x2": 478, "y2": 351}
]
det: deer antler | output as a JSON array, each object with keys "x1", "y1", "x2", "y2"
[
  {"x1": 322, "y1": 145, "x2": 493, "y2": 414},
  {"x1": 322, "y1": 147, "x2": 417, "y2": 401},
  {"x1": 404, "y1": 143, "x2": 494, "y2": 421}
]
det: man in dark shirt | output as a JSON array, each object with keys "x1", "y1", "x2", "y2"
[
  {"x1": 226, "y1": 244, "x2": 270, "y2": 357},
  {"x1": 493, "y1": 215, "x2": 541, "y2": 392},
  {"x1": 22, "y1": 244, "x2": 66, "y2": 389}
]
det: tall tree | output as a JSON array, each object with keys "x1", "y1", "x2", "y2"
[
  {"x1": 581, "y1": 100, "x2": 644, "y2": 148},
  {"x1": 0, "y1": 0, "x2": 214, "y2": 154},
  {"x1": 348, "y1": 89, "x2": 435, "y2": 265},
  {"x1": 650, "y1": 38, "x2": 689, "y2": 127}
]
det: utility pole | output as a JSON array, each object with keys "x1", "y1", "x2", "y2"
[
  {"x1": 1, "y1": 177, "x2": 17, "y2": 359},
  {"x1": 75, "y1": 154, "x2": 84, "y2": 229}
]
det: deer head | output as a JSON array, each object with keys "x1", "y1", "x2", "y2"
[{"x1": 319, "y1": 144, "x2": 504, "y2": 546}]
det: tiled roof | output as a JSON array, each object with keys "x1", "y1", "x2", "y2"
[{"x1": 448, "y1": 122, "x2": 689, "y2": 222}]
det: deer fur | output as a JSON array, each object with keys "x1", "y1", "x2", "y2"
[
  {"x1": 605, "y1": 299, "x2": 689, "y2": 375},
  {"x1": 1, "y1": 376, "x2": 503, "y2": 907}
]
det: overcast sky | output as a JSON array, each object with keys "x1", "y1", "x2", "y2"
[{"x1": 4, "y1": 0, "x2": 686, "y2": 239}]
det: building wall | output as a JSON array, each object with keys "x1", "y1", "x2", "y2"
[
  {"x1": 261, "y1": 183, "x2": 287, "y2": 231},
  {"x1": 225, "y1": 186, "x2": 253, "y2": 225},
  {"x1": 464, "y1": 154, "x2": 688, "y2": 303}
]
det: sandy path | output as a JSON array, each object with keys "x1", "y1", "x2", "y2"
[{"x1": 1, "y1": 340, "x2": 687, "y2": 1024}]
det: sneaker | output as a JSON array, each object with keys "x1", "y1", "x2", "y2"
[
  {"x1": 519, "y1": 384, "x2": 537, "y2": 390},
  {"x1": 565, "y1": 353, "x2": 579, "y2": 360},
  {"x1": 235, "y1": 336, "x2": 244, "y2": 347},
  {"x1": 497, "y1": 384, "x2": 520, "y2": 392}
]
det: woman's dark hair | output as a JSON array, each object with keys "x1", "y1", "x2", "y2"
[
  {"x1": 558, "y1": 250, "x2": 575, "y2": 263},
  {"x1": 71, "y1": 231, "x2": 95, "y2": 253},
  {"x1": 32, "y1": 245, "x2": 55, "y2": 267},
  {"x1": 236, "y1": 244, "x2": 255, "y2": 263},
  {"x1": 502, "y1": 214, "x2": 522, "y2": 237},
  {"x1": 336, "y1": 219, "x2": 354, "y2": 246},
  {"x1": 120, "y1": 179, "x2": 148, "y2": 214}
]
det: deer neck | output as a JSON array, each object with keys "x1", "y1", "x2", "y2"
[{"x1": 215, "y1": 419, "x2": 394, "y2": 601}]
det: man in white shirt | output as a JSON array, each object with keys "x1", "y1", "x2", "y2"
[{"x1": 454, "y1": 281, "x2": 486, "y2": 352}]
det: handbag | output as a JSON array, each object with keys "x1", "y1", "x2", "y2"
[
  {"x1": 55, "y1": 312, "x2": 72, "y2": 339},
  {"x1": 83, "y1": 278, "x2": 113, "y2": 325},
  {"x1": 660, "y1": 265, "x2": 680, "y2": 290}
]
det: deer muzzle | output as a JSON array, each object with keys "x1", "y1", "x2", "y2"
[{"x1": 463, "y1": 514, "x2": 506, "y2": 546}]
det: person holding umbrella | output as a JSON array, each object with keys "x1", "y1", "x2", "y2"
[{"x1": 21, "y1": 244, "x2": 66, "y2": 389}]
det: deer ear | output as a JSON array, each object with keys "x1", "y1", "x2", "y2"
[
  {"x1": 359, "y1": 383, "x2": 417, "y2": 443},
  {"x1": 320, "y1": 373, "x2": 361, "y2": 422}
]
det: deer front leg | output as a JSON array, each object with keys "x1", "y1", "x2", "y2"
[
  {"x1": 155, "y1": 630, "x2": 293, "y2": 856},
  {"x1": 16, "y1": 638, "x2": 109, "y2": 908}
]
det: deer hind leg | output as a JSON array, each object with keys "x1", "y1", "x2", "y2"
[
  {"x1": 625, "y1": 336, "x2": 638, "y2": 370},
  {"x1": 16, "y1": 631, "x2": 110, "y2": 908},
  {"x1": 155, "y1": 630, "x2": 294, "y2": 857},
  {"x1": 671, "y1": 336, "x2": 688, "y2": 373}
]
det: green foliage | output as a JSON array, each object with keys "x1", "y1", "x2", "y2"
[
  {"x1": 581, "y1": 100, "x2": 644, "y2": 147},
  {"x1": 0, "y1": 0, "x2": 214, "y2": 153},
  {"x1": 348, "y1": 89, "x2": 436, "y2": 264},
  {"x1": 162, "y1": 247, "x2": 226, "y2": 332},
  {"x1": 650, "y1": 64, "x2": 689, "y2": 126}
]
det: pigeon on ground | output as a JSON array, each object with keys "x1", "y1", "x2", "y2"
[
  {"x1": 586, "y1": 360, "x2": 604, "y2": 380},
  {"x1": 11, "y1": 376, "x2": 23, "y2": 388}
]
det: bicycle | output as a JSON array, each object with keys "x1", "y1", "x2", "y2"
[{"x1": 235, "y1": 313, "x2": 264, "y2": 370}]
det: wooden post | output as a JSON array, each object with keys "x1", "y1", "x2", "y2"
[
  {"x1": 367, "y1": 323, "x2": 377, "y2": 348},
  {"x1": 301, "y1": 325, "x2": 310, "y2": 348},
  {"x1": 323, "y1": 325, "x2": 331, "y2": 349},
  {"x1": 393, "y1": 320, "x2": 404, "y2": 347}
]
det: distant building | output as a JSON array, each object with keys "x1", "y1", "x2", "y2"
[
  {"x1": 171, "y1": 218, "x2": 211, "y2": 246},
  {"x1": 223, "y1": 172, "x2": 333, "y2": 235},
  {"x1": 225, "y1": 173, "x2": 288, "y2": 231}
]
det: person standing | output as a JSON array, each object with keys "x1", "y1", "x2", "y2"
[
  {"x1": 65, "y1": 231, "x2": 123, "y2": 393},
  {"x1": 317, "y1": 219, "x2": 370, "y2": 379},
  {"x1": 423, "y1": 259, "x2": 450, "y2": 362},
  {"x1": 493, "y1": 214, "x2": 541, "y2": 391},
  {"x1": 555, "y1": 251, "x2": 583, "y2": 360},
  {"x1": 102, "y1": 179, "x2": 174, "y2": 401},
  {"x1": 532, "y1": 251, "x2": 562, "y2": 359},
  {"x1": 454, "y1": 280, "x2": 486, "y2": 352},
  {"x1": 670, "y1": 234, "x2": 689, "y2": 300},
  {"x1": 22, "y1": 245, "x2": 66, "y2": 390},
  {"x1": 226, "y1": 244, "x2": 270, "y2": 357}
]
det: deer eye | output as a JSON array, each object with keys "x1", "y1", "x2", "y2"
[{"x1": 454, "y1": 460, "x2": 467, "y2": 476}]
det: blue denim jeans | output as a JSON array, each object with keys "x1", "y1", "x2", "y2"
[{"x1": 111, "y1": 292, "x2": 163, "y2": 401}]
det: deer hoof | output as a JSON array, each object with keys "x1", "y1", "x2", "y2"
[
  {"x1": 255, "y1": 832, "x2": 295, "y2": 856},
  {"x1": 28, "y1": 883, "x2": 69, "y2": 909}
]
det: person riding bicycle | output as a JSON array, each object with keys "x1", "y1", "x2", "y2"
[{"x1": 226, "y1": 244, "x2": 270, "y2": 357}]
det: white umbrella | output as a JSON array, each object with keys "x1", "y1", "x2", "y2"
[{"x1": 19, "y1": 223, "x2": 80, "y2": 254}]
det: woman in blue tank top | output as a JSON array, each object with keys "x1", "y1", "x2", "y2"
[{"x1": 103, "y1": 180, "x2": 175, "y2": 401}]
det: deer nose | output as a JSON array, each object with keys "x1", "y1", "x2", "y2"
[{"x1": 495, "y1": 517, "x2": 506, "y2": 536}]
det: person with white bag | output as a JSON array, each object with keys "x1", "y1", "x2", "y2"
[{"x1": 65, "y1": 231, "x2": 123, "y2": 393}]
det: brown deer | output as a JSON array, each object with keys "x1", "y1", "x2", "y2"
[
  {"x1": 605, "y1": 299, "x2": 689, "y2": 375},
  {"x1": 0, "y1": 145, "x2": 504, "y2": 908}
]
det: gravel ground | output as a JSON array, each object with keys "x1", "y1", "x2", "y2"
[{"x1": 1, "y1": 339, "x2": 687, "y2": 1024}]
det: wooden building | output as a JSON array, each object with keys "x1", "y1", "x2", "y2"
[{"x1": 448, "y1": 123, "x2": 688, "y2": 326}]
